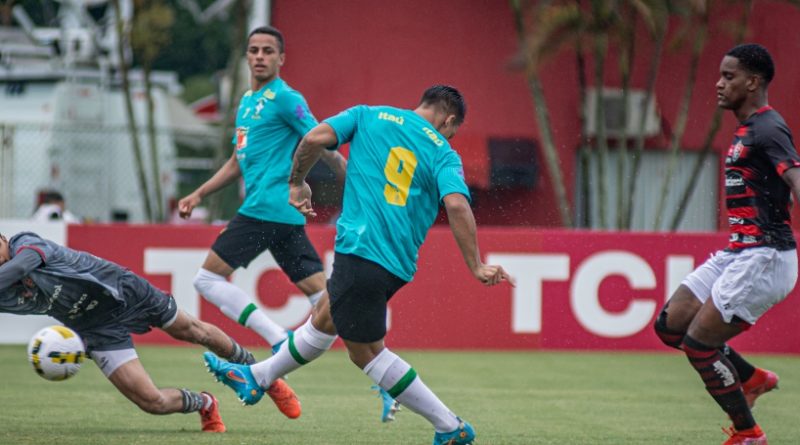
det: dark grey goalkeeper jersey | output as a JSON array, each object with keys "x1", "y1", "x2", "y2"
[{"x1": 0, "y1": 232, "x2": 176, "y2": 351}]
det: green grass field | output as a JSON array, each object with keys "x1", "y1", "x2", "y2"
[{"x1": 1, "y1": 345, "x2": 798, "y2": 444}]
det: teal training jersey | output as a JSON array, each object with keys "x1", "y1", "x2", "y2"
[
  {"x1": 233, "y1": 77, "x2": 318, "y2": 224},
  {"x1": 324, "y1": 105, "x2": 470, "y2": 281}
]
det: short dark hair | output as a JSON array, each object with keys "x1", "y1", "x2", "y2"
[
  {"x1": 248, "y1": 26, "x2": 285, "y2": 53},
  {"x1": 419, "y1": 85, "x2": 467, "y2": 126},
  {"x1": 726, "y1": 43, "x2": 774, "y2": 85},
  {"x1": 40, "y1": 190, "x2": 64, "y2": 204}
]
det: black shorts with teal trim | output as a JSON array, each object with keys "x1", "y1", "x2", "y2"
[
  {"x1": 211, "y1": 213, "x2": 324, "y2": 283},
  {"x1": 328, "y1": 252, "x2": 407, "y2": 343}
]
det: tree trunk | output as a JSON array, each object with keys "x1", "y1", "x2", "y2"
[
  {"x1": 112, "y1": 0, "x2": 153, "y2": 222},
  {"x1": 652, "y1": 9, "x2": 708, "y2": 230},
  {"x1": 669, "y1": 0, "x2": 753, "y2": 230},
  {"x1": 575, "y1": 8, "x2": 591, "y2": 228},
  {"x1": 615, "y1": 7, "x2": 635, "y2": 229},
  {"x1": 623, "y1": 21, "x2": 665, "y2": 229},
  {"x1": 144, "y1": 61, "x2": 164, "y2": 222},
  {"x1": 208, "y1": 0, "x2": 248, "y2": 221},
  {"x1": 510, "y1": 0, "x2": 573, "y2": 226},
  {"x1": 529, "y1": 76, "x2": 573, "y2": 227},
  {"x1": 592, "y1": 33, "x2": 609, "y2": 229}
]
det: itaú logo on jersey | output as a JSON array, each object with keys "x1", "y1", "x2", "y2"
[
  {"x1": 421, "y1": 127, "x2": 444, "y2": 146},
  {"x1": 378, "y1": 111, "x2": 404, "y2": 125}
]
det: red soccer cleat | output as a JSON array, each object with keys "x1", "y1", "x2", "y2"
[
  {"x1": 266, "y1": 378, "x2": 302, "y2": 419},
  {"x1": 742, "y1": 368, "x2": 779, "y2": 409},
  {"x1": 722, "y1": 425, "x2": 767, "y2": 444},
  {"x1": 199, "y1": 392, "x2": 226, "y2": 433}
]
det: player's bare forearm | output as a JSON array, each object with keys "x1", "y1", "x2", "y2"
[
  {"x1": 444, "y1": 193, "x2": 481, "y2": 273},
  {"x1": 195, "y1": 153, "x2": 242, "y2": 198},
  {"x1": 290, "y1": 124, "x2": 338, "y2": 185},
  {"x1": 178, "y1": 153, "x2": 241, "y2": 218},
  {"x1": 320, "y1": 150, "x2": 348, "y2": 183}
]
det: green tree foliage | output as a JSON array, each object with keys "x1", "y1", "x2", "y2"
[
  {"x1": 10, "y1": 0, "x2": 232, "y2": 82},
  {"x1": 149, "y1": 1, "x2": 232, "y2": 81}
]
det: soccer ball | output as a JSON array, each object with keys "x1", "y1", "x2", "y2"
[{"x1": 27, "y1": 325, "x2": 86, "y2": 381}]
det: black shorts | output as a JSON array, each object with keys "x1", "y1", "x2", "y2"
[
  {"x1": 75, "y1": 274, "x2": 178, "y2": 353},
  {"x1": 328, "y1": 252, "x2": 407, "y2": 343},
  {"x1": 211, "y1": 213, "x2": 324, "y2": 283}
]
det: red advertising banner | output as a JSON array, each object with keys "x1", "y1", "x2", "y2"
[{"x1": 67, "y1": 225, "x2": 800, "y2": 353}]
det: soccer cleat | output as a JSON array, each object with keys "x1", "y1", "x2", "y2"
[
  {"x1": 198, "y1": 392, "x2": 226, "y2": 433},
  {"x1": 722, "y1": 425, "x2": 767, "y2": 444},
  {"x1": 266, "y1": 378, "x2": 302, "y2": 419},
  {"x1": 742, "y1": 368, "x2": 779, "y2": 408},
  {"x1": 371, "y1": 385, "x2": 401, "y2": 422},
  {"x1": 432, "y1": 418, "x2": 476, "y2": 445},
  {"x1": 203, "y1": 351, "x2": 264, "y2": 405}
]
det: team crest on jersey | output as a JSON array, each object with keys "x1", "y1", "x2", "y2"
[
  {"x1": 16, "y1": 276, "x2": 37, "y2": 300},
  {"x1": 235, "y1": 127, "x2": 249, "y2": 150},
  {"x1": 729, "y1": 141, "x2": 745, "y2": 162},
  {"x1": 252, "y1": 98, "x2": 267, "y2": 120}
]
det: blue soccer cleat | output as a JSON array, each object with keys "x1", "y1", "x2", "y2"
[
  {"x1": 432, "y1": 418, "x2": 476, "y2": 445},
  {"x1": 203, "y1": 351, "x2": 264, "y2": 405},
  {"x1": 371, "y1": 385, "x2": 401, "y2": 422}
]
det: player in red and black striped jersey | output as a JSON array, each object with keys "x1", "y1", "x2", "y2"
[
  {"x1": 654, "y1": 44, "x2": 800, "y2": 445},
  {"x1": 725, "y1": 104, "x2": 800, "y2": 251}
]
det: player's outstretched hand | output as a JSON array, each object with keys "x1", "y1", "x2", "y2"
[
  {"x1": 472, "y1": 264, "x2": 515, "y2": 287},
  {"x1": 289, "y1": 182, "x2": 317, "y2": 217},
  {"x1": 178, "y1": 193, "x2": 201, "y2": 219}
]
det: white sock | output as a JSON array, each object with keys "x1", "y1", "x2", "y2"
[
  {"x1": 250, "y1": 317, "x2": 336, "y2": 387},
  {"x1": 193, "y1": 268, "x2": 286, "y2": 345},
  {"x1": 364, "y1": 348, "x2": 459, "y2": 433},
  {"x1": 308, "y1": 289, "x2": 324, "y2": 306}
]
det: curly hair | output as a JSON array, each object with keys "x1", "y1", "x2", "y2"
[{"x1": 726, "y1": 43, "x2": 774, "y2": 85}]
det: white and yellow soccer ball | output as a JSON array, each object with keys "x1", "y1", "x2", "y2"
[{"x1": 27, "y1": 326, "x2": 86, "y2": 381}]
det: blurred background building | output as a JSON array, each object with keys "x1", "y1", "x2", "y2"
[
  {"x1": 0, "y1": 0, "x2": 217, "y2": 223},
  {"x1": 2, "y1": 0, "x2": 800, "y2": 231}
]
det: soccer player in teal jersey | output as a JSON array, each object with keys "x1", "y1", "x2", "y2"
[
  {"x1": 203, "y1": 85, "x2": 514, "y2": 445},
  {"x1": 178, "y1": 26, "x2": 346, "y2": 367}
]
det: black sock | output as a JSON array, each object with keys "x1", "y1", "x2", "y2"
[
  {"x1": 721, "y1": 345, "x2": 756, "y2": 383},
  {"x1": 682, "y1": 336, "x2": 755, "y2": 430}
]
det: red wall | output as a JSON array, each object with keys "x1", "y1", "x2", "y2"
[
  {"x1": 272, "y1": 0, "x2": 800, "y2": 228},
  {"x1": 67, "y1": 224, "x2": 800, "y2": 353}
]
